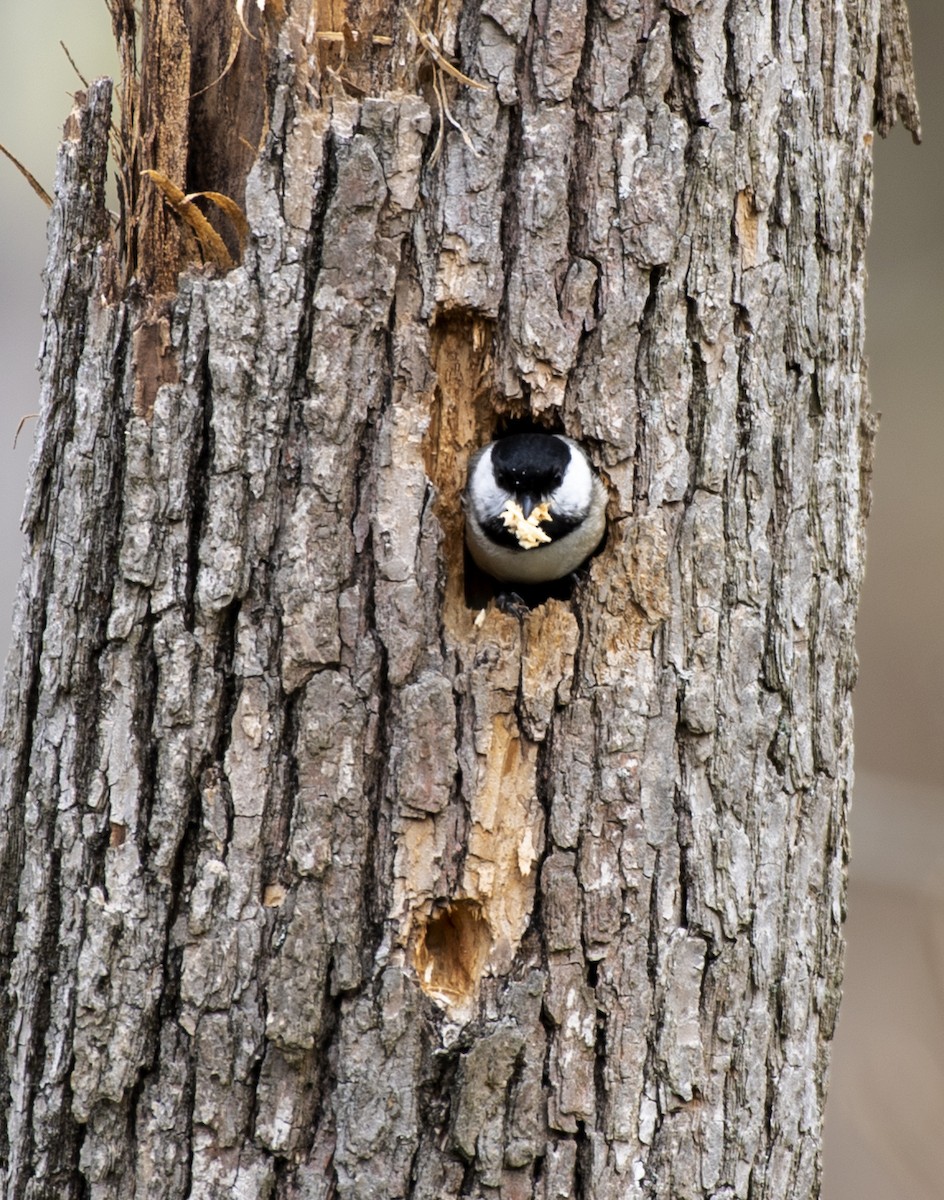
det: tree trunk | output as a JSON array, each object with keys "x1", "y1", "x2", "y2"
[{"x1": 0, "y1": 2, "x2": 919, "y2": 1198}]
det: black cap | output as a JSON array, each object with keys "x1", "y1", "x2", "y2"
[{"x1": 490, "y1": 433, "x2": 570, "y2": 496}]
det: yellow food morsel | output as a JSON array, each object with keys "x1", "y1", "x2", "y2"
[{"x1": 500, "y1": 500, "x2": 553, "y2": 550}]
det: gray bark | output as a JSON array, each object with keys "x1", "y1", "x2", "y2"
[{"x1": 0, "y1": 2, "x2": 918, "y2": 1199}]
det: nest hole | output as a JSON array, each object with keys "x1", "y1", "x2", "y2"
[
  {"x1": 414, "y1": 899, "x2": 493, "y2": 1007},
  {"x1": 425, "y1": 315, "x2": 606, "y2": 619}
]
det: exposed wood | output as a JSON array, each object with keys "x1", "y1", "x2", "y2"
[
  {"x1": 183, "y1": 0, "x2": 267, "y2": 249},
  {"x1": 0, "y1": 1, "x2": 914, "y2": 1197},
  {"x1": 136, "y1": 0, "x2": 192, "y2": 291}
]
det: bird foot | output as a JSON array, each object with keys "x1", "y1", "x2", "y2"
[{"x1": 495, "y1": 591, "x2": 530, "y2": 620}]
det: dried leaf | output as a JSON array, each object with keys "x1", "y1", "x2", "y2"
[
  {"x1": 187, "y1": 189, "x2": 250, "y2": 255},
  {"x1": 141, "y1": 169, "x2": 234, "y2": 269},
  {"x1": 235, "y1": 0, "x2": 257, "y2": 41},
  {"x1": 190, "y1": 18, "x2": 243, "y2": 100},
  {"x1": 435, "y1": 67, "x2": 481, "y2": 158},
  {"x1": 405, "y1": 14, "x2": 488, "y2": 90},
  {"x1": 315, "y1": 31, "x2": 393, "y2": 46}
]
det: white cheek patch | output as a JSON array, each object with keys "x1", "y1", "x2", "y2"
[
  {"x1": 470, "y1": 445, "x2": 511, "y2": 520},
  {"x1": 551, "y1": 437, "x2": 593, "y2": 519}
]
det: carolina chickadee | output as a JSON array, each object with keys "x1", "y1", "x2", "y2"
[{"x1": 464, "y1": 433, "x2": 607, "y2": 584}]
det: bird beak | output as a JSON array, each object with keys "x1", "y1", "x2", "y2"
[{"x1": 520, "y1": 495, "x2": 538, "y2": 519}]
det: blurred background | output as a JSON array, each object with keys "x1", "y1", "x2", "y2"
[{"x1": 0, "y1": 5, "x2": 941, "y2": 1195}]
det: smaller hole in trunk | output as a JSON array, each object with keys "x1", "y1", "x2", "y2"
[{"x1": 414, "y1": 899, "x2": 492, "y2": 1008}]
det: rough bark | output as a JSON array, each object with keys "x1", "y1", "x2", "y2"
[{"x1": 0, "y1": 2, "x2": 919, "y2": 1199}]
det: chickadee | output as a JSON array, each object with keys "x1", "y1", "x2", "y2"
[{"x1": 464, "y1": 432, "x2": 607, "y2": 585}]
